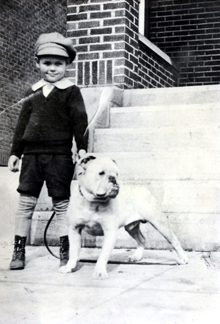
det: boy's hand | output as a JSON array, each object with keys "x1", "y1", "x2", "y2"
[
  {"x1": 8, "y1": 155, "x2": 20, "y2": 172},
  {"x1": 77, "y1": 149, "x2": 87, "y2": 160}
]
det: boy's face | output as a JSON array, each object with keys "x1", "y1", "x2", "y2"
[{"x1": 36, "y1": 55, "x2": 67, "y2": 83}]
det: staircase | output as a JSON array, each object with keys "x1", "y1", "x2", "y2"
[
  {"x1": 29, "y1": 84, "x2": 220, "y2": 251},
  {"x1": 93, "y1": 85, "x2": 220, "y2": 251}
]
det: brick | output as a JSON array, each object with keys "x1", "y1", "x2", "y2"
[
  {"x1": 115, "y1": 9, "x2": 126, "y2": 17},
  {"x1": 114, "y1": 42, "x2": 125, "y2": 50},
  {"x1": 85, "y1": 62, "x2": 90, "y2": 85},
  {"x1": 78, "y1": 53, "x2": 99, "y2": 61},
  {"x1": 79, "y1": 36, "x2": 100, "y2": 44},
  {"x1": 67, "y1": 13, "x2": 87, "y2": 21},
  {"x1": 114, "y1": 67, "x2": 125, "y2": 75},
  {"x1": 104, "y1": 34, "x2": 125, "y2": 42},
  {"x1": 124, "y1": 59, "x2": 134, "y2": 70},
  {"x1": 90, "y1": 43, "x2": 112, "y2": 51},
  {"x1": 79, "y1": 5, "x2": 100, "y2": 12},
  {"x1": 124, "y1": 75, "x2": 134, "y2": 86},
  {"x1": 114, "y1": 75, "x2": 125, "y2": 84},
  {"x1": 114, "y1": 58, "x2": 126, "y2": 66},
  {"x1": 99, "y1": 61, "x2": 105, "y2": 84},
  {"x1": 124, "y1": 10, "x2": 135, "y2": 23},
  {"x1": 92, "y1": 61, "x2": 98, "y2": 85},
  {"x1": 90, "y1": 12, "x2": 112, "y2": 19},
  {"x1": 90, "y1": 27, "x2": 112, "y2": 35},
  {"x1": 75, "y1": 45, "x2": 88, "y2": 52},
  {"x1": 77, "y1": 62, "x2": 83, "y2": 85},
  {"x1": 103, "y1": 18, "x2": 126, "y2": 26},
  {"x1": 107, "y1": 60, "x2": 113, "y2": 83},
  {"x1": 68, "y1": 7, "x2": 77, "y2": 14},
  {"x1": 103, "y1": 50, "x2": 128, "y2": 59},
  {"x1": 67, "y1": 30, "x2": 88, "y2": 37},
  {"x1": 78, "y1": 21, "x2": 100, "y2": 29},
  {"x1": 124, "y1": 42, "x2": 135, "y2": 54},
  {"x1": 125, "y1": 26, "x2": 134, "y2": 38},
  {"x1": 115, "y1": 26, "x2": 125, "y2": 33},
  {"x1": 67, "y1": 22, "x2": 77, "y2": 30},
  {"x1": 104, "y1": 2, "x2": 126, "y2": 10}
]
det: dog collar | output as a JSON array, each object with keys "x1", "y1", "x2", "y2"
[{"x1": 78, "y1": 185, "x2": 84, "y2": 197}]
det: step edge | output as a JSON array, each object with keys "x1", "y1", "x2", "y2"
[
  {"x1": 123, "y1": 84, "x2": 220, "y2": 95},
  {"x1": 110, "y1": 103, "x2": 220, "y2": 113}
]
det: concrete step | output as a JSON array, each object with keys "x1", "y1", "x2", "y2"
[
  {"x1": 30, "y1": 178, "x2": 220, "y2": 250},
  {"x1": 97, "y1": 212, "x2": 220, "y2": 251},
  {"x1": 31, "y1": 210, "x2": 220, "y2": 251},
  {"x1": 94, "y1": 127, "x2": 219, "y2": 152},
  {"x1": 94, "y1": 151, "x2": 220, "y2": 181},
  {"x1": 123, "y1": 84, "x2": 220, "y2": 107},
  {"x1": 110, "y1": 103, "x2": 220, "y2": 129}
]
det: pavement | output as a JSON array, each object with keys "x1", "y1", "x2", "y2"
[{"x1": 0, "y1": 243, "x2": 220, "y2": 324}]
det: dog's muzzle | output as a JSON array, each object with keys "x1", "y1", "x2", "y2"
[
  {"x1": 95, "y1": 180, "x2": 119, "y2": 201},
  {"x1": 108, "y1": 184, "x2": 119, "y2": 198},
  {"x1": 108, "y1": 175, "x2": 119, "y2": 198}
]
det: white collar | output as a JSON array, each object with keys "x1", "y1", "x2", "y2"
[{"x1": 32, "y1": 78, "x2": 74, "y2": 92}]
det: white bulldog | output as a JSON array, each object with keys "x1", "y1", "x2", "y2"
[{"x1": 59, "y1": 155, "x2": 188, "y2": 279}]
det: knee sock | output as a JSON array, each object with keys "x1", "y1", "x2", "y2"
[
  {"x1": 52, "y1": 198, "x2": 69, "y2": 237},
  {"x1": 15, "y1": 194, "x2": 38, "y2": 237}
]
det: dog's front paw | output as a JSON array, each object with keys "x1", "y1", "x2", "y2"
[
  {"x1": 59, "y1": 262, "x2": 77, "y2": 274},
  {"x1": 177, "y1": 254, "x2": 188, "y2": 265},
  {"x1": 93, "y1": 266, "x2": 109, "y2": 279},
  {"x1": 128, "y1": 252, "x2": 142, "y2": 263},
  {"x1": 128, "y1": 247, "x2": 144, "y2": 263}
]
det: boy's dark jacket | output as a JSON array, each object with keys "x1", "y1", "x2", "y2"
[{"x1": 10, "y1": 85, "x2": 88, "y2": 158}]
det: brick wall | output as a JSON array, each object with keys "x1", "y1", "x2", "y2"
[
  {"x1": 138, "y1": 40, "x2": 178, "y2": 88},
  {"x1": 66, "y1": 0, "x2": 140, "y2": 89},
  {"x1": 0, "y1": 0, "x2": 67, "y2": 165},
  {"x1": 66, "y1": 0, "x2": 178, "y2": 89},
  {"x1": 149, "y1": 0, "x2": 220, "y2": 86}
]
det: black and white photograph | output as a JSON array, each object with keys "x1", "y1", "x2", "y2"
[{"x1": 0, "y1": 0, "x2": 220, "y2": 323}]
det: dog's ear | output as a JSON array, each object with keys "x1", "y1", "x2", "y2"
[
  {"x1": 77, "y1": 155, "x2": 96, "y2": 176},
  {"x1": 80, "y1": 155, "x2": 96, "y2": 166}
]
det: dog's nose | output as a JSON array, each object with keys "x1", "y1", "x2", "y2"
[{"x1": 109, "y1": 175, "x2": 117, "y2": 184}]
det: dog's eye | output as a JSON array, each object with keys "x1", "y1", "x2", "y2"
[{"x1": 99, "y1": 171, "x2": 105, "y2": 176}]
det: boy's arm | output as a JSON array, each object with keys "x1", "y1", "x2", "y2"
[{"x1": 9, "y1": 89, "x2": 33, "y2": 160}]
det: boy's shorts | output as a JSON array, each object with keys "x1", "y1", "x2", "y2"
[{"x1": 17, "y1": 154, "x2": 75, "y2": 198}]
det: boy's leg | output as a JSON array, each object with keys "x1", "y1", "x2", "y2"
[
  {"x1": 10, "y1": 194, "x2": 38, "y2": 270},
  {"x1": 15, "y1": 194, "x2": 38, "y2": 237},
  {"x1": 45, "y1": 154, "x2": 74, "y2": 267},
  {"x1": 43, "y1": 154, "x2": 74, "y2": 267},
  {"x1": 52, "y1": 197, "x2": 70, "y2": 267}
]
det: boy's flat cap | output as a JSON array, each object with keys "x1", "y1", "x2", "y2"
[{"x1": 35, "y1": 32, "x2": 76, "y2": 62}]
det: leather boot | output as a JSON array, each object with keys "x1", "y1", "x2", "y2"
[
  {"x1": 10, "y1": 235, "x2": 26, "y2": 270},
  {"x1": 60, "y1": 235, "x2": 69, "y2": 267}
]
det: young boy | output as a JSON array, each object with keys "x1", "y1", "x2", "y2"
[{"x1": 8, "y1": 32, "x2": 88, "y2": 270}]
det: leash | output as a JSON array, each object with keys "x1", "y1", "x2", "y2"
[{"x1": 43, "y1": 211, "x2": 60, "y2": 259}]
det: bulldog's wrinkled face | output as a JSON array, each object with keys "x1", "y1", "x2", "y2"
[{"x1": 77, "y1": 155, "x2": 120, "y2": 202}]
